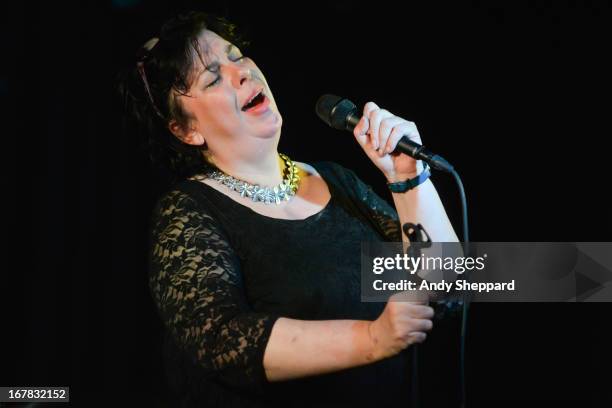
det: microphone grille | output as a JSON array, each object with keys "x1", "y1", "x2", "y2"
[{"x1": 315, "y1": 94, "x2": 356, "y2": 130}]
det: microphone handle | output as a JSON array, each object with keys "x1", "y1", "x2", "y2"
[{"x1": 345, "y1": 112, "x2": 454, "y2": 173}]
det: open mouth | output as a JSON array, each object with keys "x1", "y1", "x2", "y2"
[{"x1": 242, "y1": 91, "x2": 266, "y2": 111}]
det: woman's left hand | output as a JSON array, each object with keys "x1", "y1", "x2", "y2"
[{"x1": 353, "y1": 101, "x2": 423, "y2": 182}]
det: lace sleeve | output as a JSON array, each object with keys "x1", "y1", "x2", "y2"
[{"x1": 148, "y1": 189, "x2": 279, "y2": 394}]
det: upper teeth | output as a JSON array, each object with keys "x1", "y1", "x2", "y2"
[{"x1": 246, "y1": 91, "x2": 260, "y2": 106}]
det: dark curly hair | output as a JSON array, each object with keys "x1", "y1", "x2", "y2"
[{"x1": 118, "y1": 11, "x2": 250, "y2": 186}]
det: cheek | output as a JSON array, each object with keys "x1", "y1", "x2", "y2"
[{"x1": 191, "y1": 95, "x2": 242, "y2": 129}]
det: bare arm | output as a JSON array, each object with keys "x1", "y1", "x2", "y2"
[
  {"x1": 263, "y1": 299, "x2": 433, "y2": 382},
  {"x1": 263, "y1": 318, "x2": 374, "y2": 381},
  {"x1": 389, "y1": 169, "x2": 459, "y2": 243},
  {"x1": 350, "y1": 101, "x2": 459, "y2": 244}
]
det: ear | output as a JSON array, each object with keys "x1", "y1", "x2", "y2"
[{"x1": 168, "y1": 120, "x2": 206, "y2": 146}]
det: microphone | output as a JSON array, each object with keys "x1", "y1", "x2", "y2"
[{"x1": 315, "y1": 94, "x2": 454, "y2": 173}]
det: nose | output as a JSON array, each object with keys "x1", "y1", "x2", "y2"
[
  {"x1": 231, "y1": 66, "x2": 251, "y2": 88},
  {"x1": 240, "y1": 68, "x2": 251, "y2": 85}
]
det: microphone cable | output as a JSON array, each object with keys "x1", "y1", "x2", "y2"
[{"x1": 451, "y1": 168, "x2": 470, "y2": 408}]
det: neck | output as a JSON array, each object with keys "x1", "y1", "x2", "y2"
[{"x1": 209, "y1": 149, "x2": 285, "y2": 186}]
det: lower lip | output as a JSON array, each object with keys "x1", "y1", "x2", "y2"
[{"x1": 243, "y1": 95, "x2": 271, "y2": 115}]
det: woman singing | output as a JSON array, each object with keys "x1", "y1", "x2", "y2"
[{"x1": 120, "y1": 11, "x2": 458, "y2": 407}]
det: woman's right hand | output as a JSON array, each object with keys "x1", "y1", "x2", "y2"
[{"x1": 368, "y1": 293, "x2": 434, "y2": 360}]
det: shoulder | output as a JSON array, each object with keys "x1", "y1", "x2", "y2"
[
  {"x1": 149, "y1": 182, "x2": 234, "y2": 246},
  {"x1": 300, "y1": 160, "x2": 345, "y2": 173},
  {"x1": 295, "y1": 160, "x2": 378, "y2": 205},
  {"x1": 151, "y1": 180, "x2": 215, "y2": 222},
  {"x1": 154, "y1": 186, "x2": 195, "y2": 212},
  {"x1": 297, "y1": 160, "x2": 358, "y2": 181},
  {"x1": 294, "y1": 160, "x2": 333, "y2": 180},
  {"x1": 295, "y1": 160, "x2": 356, "y2": 187},
  {"x1": 305, "y1": 161, "x2": 369, "y2": 191}
]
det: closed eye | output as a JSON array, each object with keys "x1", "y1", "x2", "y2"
[
  {"x1": 206, "y1": 76, "x2": 221, "y2": 88},
  {"x1": 204, "y1": 55, "x2": 249, "y2": 88},
  {"x1": 230, "y1": 55, "x2": 248, "y2": 63}
]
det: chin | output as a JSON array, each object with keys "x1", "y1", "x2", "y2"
[
  {"x1": 258, "y1": 129, "x2": 282, "y2": 144},
  {"x1": 256, "y1": 128, "x2": 281, "y2": 141},
  {"x1": 261, "y1": 111, "x2": 283, "y2": 137},
  {"x1": 244, "y1": 109, "x2": 282, "y2": 141}
]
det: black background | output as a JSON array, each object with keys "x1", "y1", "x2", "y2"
[{"x1": 2, "y1": 0, "x2": 611, "y2": 406}]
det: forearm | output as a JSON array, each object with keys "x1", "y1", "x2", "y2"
[
  {"x1": 389, "y1": 169, "x2": 459, "y2": 243},
  {"x1": 262, "y1": 317, "x2": 378, "y2": 381}
]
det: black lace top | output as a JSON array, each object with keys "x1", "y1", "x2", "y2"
[{"x1": 148, "y1": 161, "x2": 413, "y2": 407}]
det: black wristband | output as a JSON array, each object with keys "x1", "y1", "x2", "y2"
[{"x1": 387, "y1": 162, "x2": 431, "y2": 193}]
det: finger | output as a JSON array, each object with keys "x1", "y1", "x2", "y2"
[
  {"x1": 384, "y1": 122, "x2": 419, "y2": 155},
  {"x1": 378, "y1": 117, "x2": 404, "y2": 157},
  {"x1": 389, "y1": 291, "x2": 429, "y2": 303},
  {"x1": 368, "y1": 109, "x2": 393, "y2": 151},
  {"x1": 409, "y1": 332, "x2": 427, "y2": 343},
  {"x1": 362, "y1": 102, "x2": 380, "y2": 149},
  {"x1": 362, "y1": 101, "x2": 380, "y2": 118},
  {"x1": 411, "y1": 318, "x2": 434, "y2": 332},
  {"x1": 353, "y1": 115, "x2": 370, "y2": 147},
  {"x1": 409, "y1": 304, "x2": 435, "y2": 320}
]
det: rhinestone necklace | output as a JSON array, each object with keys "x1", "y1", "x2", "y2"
[{"x1": 193, "y1": 153, "x2": 301, "y2": 205}]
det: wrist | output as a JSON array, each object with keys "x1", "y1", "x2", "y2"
[
  {"x1": 386, "y1": 162, "x2": 431, "y2": 193},
  {"x1": 365, "y1": 320, "x2": 386, "y2": 362},
  {"x1": 384, "y1": 161, "x2": 424, "y2": 183},
  {"x1": 385, "y1": 172, "x2": 418, "y2": 183}
]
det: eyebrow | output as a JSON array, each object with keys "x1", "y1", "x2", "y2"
[{"x1": 203, "y1": 43, "x2": 236, "y2": 73}]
